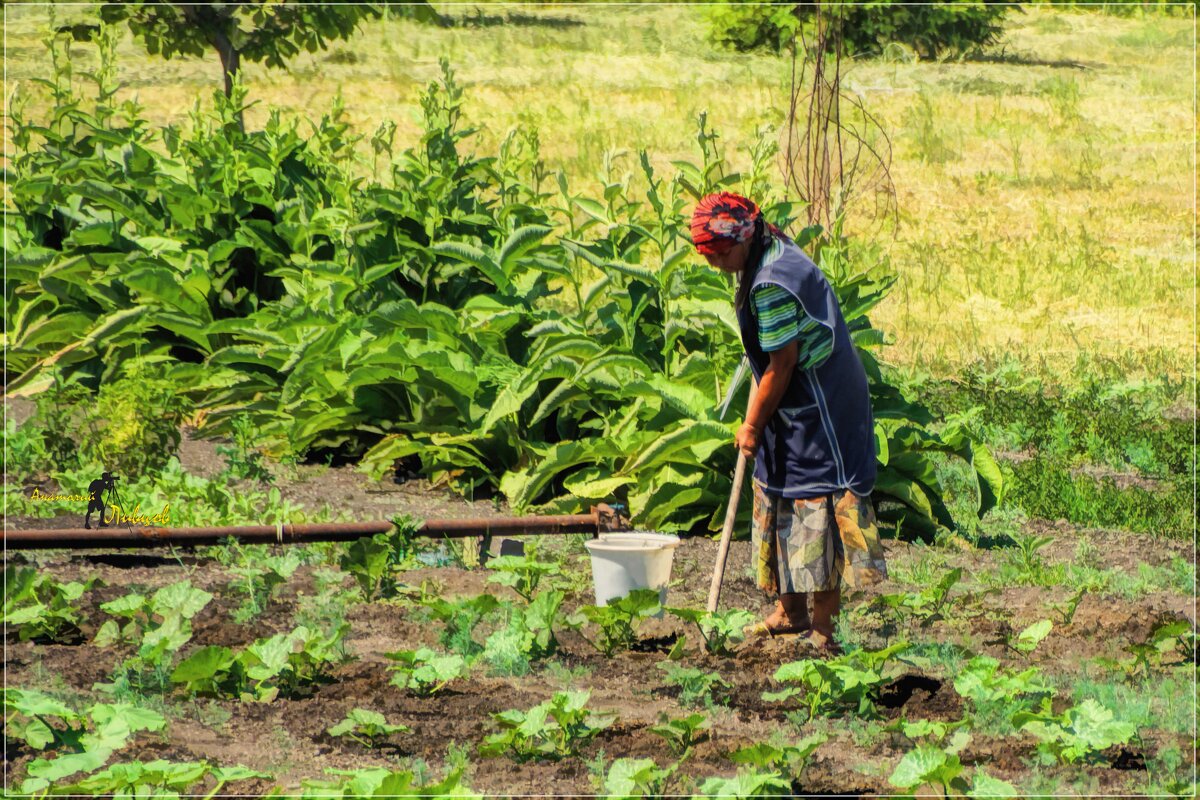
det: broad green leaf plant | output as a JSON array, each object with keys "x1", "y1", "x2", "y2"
[
  {"x1": 326, "y1": 709, "x2": 411, "y2": 748},
  {"x1": 7, "y1": 30, "x2": 1000, "y2": 538},
  {"x1": 765, "y1": 642, "x2": 911, "y2": 720},
  {"x1": 4, "y1": 566, "x2": 97, "y2": 643},
  {"x1": 480, "y1": 690, "x2": 616, "y2": 763},
  {"x1": 4, "y1": 689, "x2": 169, "y2": 793}
]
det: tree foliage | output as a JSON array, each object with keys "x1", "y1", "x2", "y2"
[
  {"x1": 706, "y1": 1, "x2": 1013, "y2": 59},
  {"x1": 92, "y1": 1, "x2": 386, "y2": 127}
]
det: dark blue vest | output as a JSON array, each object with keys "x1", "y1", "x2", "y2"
[{"x1": 735, "y1": 235, "x2": 877, "y2": 499}]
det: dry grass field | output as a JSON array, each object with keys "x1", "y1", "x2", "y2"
[{"x1": 4, "y1": 4, "x2": 1193, "y2": 380}]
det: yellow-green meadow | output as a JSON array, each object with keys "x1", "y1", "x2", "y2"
[
  {"x1": 5, "y1": 4, "x2": 1192, "y2": 380},
  {"x1": 4, "y1": 7, "x2": 1197, "y2": 796}
]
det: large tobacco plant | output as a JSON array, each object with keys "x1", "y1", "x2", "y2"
[{"x1": 5, "y1": 26, "x2": 1000, "y2": 537}]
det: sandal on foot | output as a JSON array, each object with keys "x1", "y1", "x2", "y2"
[{"x1": 741, "y1": 620, "x2": 812, "y2": 640}]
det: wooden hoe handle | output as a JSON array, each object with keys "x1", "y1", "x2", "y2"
[{"x1": 707, "y1": 451, "x2": 748, "y2": 613}]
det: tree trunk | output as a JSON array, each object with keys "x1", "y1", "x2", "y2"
[
  {"x1": 213, "y1": 30, "x2": 240, "y2": 98},
  {"x1": 212, "y1": 28, "x2": 244, "y2": 133},
  {"x1": 176, "y1": 3, "x2": 244, "y2": 133}
]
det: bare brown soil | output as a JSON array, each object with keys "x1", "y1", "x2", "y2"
[
  {"x1": 4, "y1": 398, "x2": 1195, "y2": 796},
  {"x1": 5, "y1": 527, "x2": 1194, "y2": 796}
]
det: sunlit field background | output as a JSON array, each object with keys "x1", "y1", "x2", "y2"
[
  {"x1": 5, "y1": 4, "x2": 1193, "y2": 381},
  {"x1": 3, "y1": 5, "x2": 1198, "y2": 796}
]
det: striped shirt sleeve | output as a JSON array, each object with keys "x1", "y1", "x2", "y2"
[{"x1": 751, "y1": 284, "x2": 834, "y2": 370}]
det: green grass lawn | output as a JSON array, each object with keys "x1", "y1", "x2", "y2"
[{"x1": 3, "y1": 4, "x2": 1192, "y2": 381}]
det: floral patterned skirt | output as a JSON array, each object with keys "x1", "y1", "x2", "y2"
[{"x1": 751, "y1": 481, "x2": 888, "y2": 594}]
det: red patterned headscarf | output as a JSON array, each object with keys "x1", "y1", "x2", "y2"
[{"x1": 690, "y1": 192, "x2": 759, "y2": 255}]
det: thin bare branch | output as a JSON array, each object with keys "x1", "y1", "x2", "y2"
[{"x1": 780, "y1": 5, "x2": 898, "y2": 237}]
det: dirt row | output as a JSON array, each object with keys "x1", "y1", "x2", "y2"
[
  {"x1": 5, "y1": 400, "x2": 1195, "y2": 795},
  {"x1": 5, "y1": 530, "x2": 1194, "y2": 796}
]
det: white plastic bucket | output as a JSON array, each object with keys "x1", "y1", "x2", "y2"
[{"x1": 583, "y1": 531, "x2": 681, "y2": 610}]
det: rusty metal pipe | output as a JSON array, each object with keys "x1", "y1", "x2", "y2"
[{"x1": 4, "y1": 505, "x2": 626, "y2": 551}]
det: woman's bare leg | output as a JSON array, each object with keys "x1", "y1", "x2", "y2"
[
  {"x1": 809, "y1": 586, "x2": 840, "y2": 646},
  {"x1": 762, "y1": 592, "x2": 810, "y2": 632}
]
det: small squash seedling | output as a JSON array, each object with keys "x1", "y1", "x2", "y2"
[
  {"x1": 326, "y1": 708, "x2": 410, "y2": 748},
  {"x1": 385, "y1": 648, "x2": 468, "y2": 696},
  {"x1": 566, "y1": 588, "x2": 661, "y2": 656},
  {"x1": 480, "y1": 690, "x2": 615, "y2": 762},
  {"x1": 649, "y1": 712, "x2": 711, "y2": 756},
  {"x1": 664, "y1": 607, "x2": 756, "y2": 656}
]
